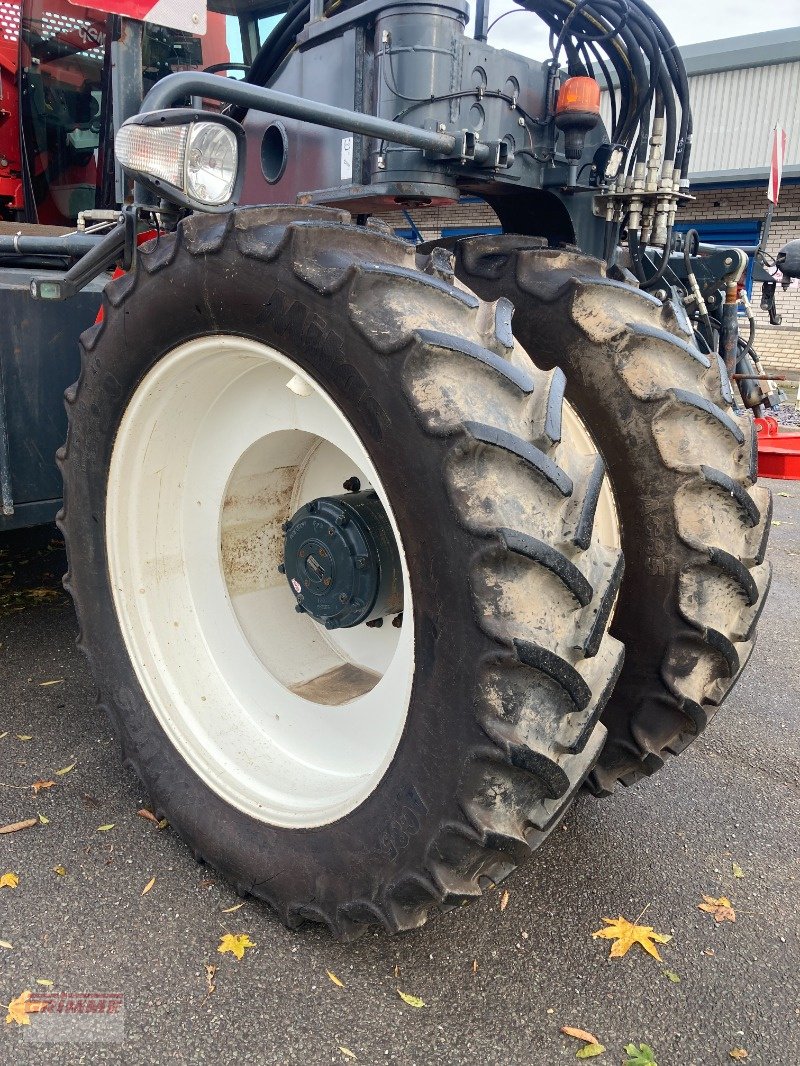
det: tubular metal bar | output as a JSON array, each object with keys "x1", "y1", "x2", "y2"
[
  {"x1": 0, "y1": 233, "x2": 103, "y2": 257},
  {"x1": 139, "y1": 72, "x2": 494, "y2": 163}
]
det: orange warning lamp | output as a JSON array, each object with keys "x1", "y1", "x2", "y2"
[{"x1": 555, "y1": 77, "x2": 602, "y2": 160}]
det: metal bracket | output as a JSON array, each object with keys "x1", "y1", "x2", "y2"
[{"x1": 30, "y1": 207, "x2": 139, "y2": 301}]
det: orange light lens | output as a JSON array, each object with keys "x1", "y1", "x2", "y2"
[{"x1": 556, "y1": 76, "x2": 601, "y2": 115}]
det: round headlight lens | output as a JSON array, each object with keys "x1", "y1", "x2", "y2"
[{"x1": 185, "y1": 122, "x2": 238, "y2": 206}]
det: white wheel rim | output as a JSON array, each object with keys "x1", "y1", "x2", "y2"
[{"x1": 106, "y1": 336, "x2": 414, "y2": 828}]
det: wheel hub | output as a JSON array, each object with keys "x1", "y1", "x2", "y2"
[{"x1": 282, "y1": 489, "x2": 403, "y2": 630}]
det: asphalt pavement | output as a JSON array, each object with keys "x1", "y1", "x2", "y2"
[{"x1": 1, "y1": 487, "x2": 799, "y2": 1065}]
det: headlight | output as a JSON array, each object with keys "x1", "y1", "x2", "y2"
[{"x1": 115, "y1": 110, "x2": 246, "y2": 212}]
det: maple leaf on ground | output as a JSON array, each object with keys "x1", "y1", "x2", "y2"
[
  {"x1": 217, "y1": 933, "x2": 255, "y2": 960},
  {"x1": 698, "y1": 895, "x2": 736, "y2": 923},
  {"x1": 0, "y1": 872, "x2": 19, "y2": 889},
  {"x1": 5, "y1": 990, "x2": 45, "y2": 1026},
  {"x1": 729, "y1": 1050, "x2": 748, "y2": 1061},
  {"x1": 624, "y1": 1043, "x2": 658, "y2": 1066},
  {"x1": 31, "y1": 780, "x2": 55, "y2": 794},
  {"x1": 591, "y1": 917, "x2": 671, "y2": 960}
]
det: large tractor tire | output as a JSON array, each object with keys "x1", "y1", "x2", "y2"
[
  {"x1": 452, "y1": 236, "x2": 772, "y2": 794},
  {"x1": 58, "y1": 208, "x2": 624, "y2": 935}
]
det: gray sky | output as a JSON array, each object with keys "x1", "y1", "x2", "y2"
[{"x1": 472, "y1": 0, "x2": 800, "y2": 57}]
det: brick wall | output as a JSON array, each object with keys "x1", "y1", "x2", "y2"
[{"x1": 376, "y1": 184, "x2": 800, "y2": 376}]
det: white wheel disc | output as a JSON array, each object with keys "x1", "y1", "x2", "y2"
[{"x1": 106, "y1": 336, "x2": 414, "y2": 828}]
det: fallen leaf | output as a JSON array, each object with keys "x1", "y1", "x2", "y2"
[
  {"x1": 35, "y1": 980, "x2": 53, "y2": 987},
  {"x1": 0, "y1": 872, "x2": 19, "y2": 889},
  {"x1": 662, "y1": 969, "x2": 681, "y2": 983},
  {"x1": 37, "y1": 814, "x2": 49, "y2": 825},
  {"x1": 221, "y1": 902, "x2": 245, "y2": 913},
  {"x1": 778, "y1": 491, "x2": 791, "y2": 497},
  {"x1": 591, "y1": 916, "x2": 671, "y2": 960},
  {"x1": 0, "y1": 732, "x2": 7, "y2": 739},
  {"x1": 472, "y1": 959, "x2": 478, "y2": 974},
  {"x1": 16, "y1": 735, "x2": 32, "y2": 742},
  {"x1": 771, "y1": 520, "x2": 781, "y2": 526},
  {"x1": 217, "y1": 933, "x2": 255, "y2": 960},
  {"x1": 732, "y1": 862, "x2": 745, "y2": 879},
  {"x1": 0, "y1": 940, "x2": 13, "y2": 950},
  {"x1": 141, "y1": 877, "x2": 156, "y2": 896},
  {"x1": 499, "y1": 889, "x2": 510, "y2": 912},
  {"x1": 55, "y1": 763, "x2": 76, "y2": 776},
  {"x1": 204, "y1": 964, "x2": 216, "y2": 997},
  {"x1": 326, "y1": 970, "x2": 345, "y2": 988},
  {"x1": 53, "y1": 866, "x2": 67, "y2": 877},
  {"x1": 562, "y1": 1026, "x2": 601, "y2": 1044},
  {"x1": 397, "y1": 990, "x2": 425, "y2": 1008},
  {"x1": 137, "y1": 808, "x2": 159, "y2": 824},
  {"x1": 5, "y1": 990, "x2": 45, "y2": 1026},
  {"x1": 96, "y1": 824, "x2": 115, "y2": 832},
  {"x1": 31, "y1": 780, "x2": 55, "y2": 794},
  {"x1": 39, "y1": 679, "x2": 64, "y2": 687},
  {"x1": 698, "y1": 895, "x2": 736, "y2": 923},
  {"x1": 157, "y1": 819, "x2": 169, "y2": 830},
  {"x1": 339, "y1": 1048, "x2": 356, "y2": 1060},
  {"x1": 624, "y1": 1044, "x2": 658, "y2": 1066},
  {"x1": 393, "y1": 963, "x2": 400, "y2": 979},
  {"x1": 576, "y1": 1045, "x2": 606, "y2": 1060},
  {"x1": 729, "y1": 1050, "x2": 748, "y2": 1061},
  {"x1": 0, "y1": 819, "x2": 36, "y2": 835}
]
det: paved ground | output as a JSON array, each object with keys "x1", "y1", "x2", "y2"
[{"x1": 1, "y1": 487, "x2": 799, "y2": 1065}]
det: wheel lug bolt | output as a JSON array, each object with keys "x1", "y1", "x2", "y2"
[
  {"x1": 342, "y1": 477, "x2": 361, "y2": 493},
  {"x1": 327, "y1": 528, "x2": 335, "y2": 537},
  {"x1": 338, "y1": 592, "x2": 348, "y2": 603},
  {"x1": 336, "y1": 514, "x2": 349, "y2": 527},
  {"x1": 277, "y1": 563, "x2": 285, "y2": 574},
  {"x1": 323, "y1": 577, "x2": 331, "y2": 587},
  {"x1": 356, "y1": 557, "x2": 368, "y2": 570},
  {"x1": 296, "y1": 594, "x2": 304, "y2": 604}
]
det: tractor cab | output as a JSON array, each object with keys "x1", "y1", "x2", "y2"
[{"x1": 0, "y1": 0, "x2": 281, "y2": 226}]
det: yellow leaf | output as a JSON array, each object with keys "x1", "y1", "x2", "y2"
[
  {"x1": 96, "y1": 824, "x2": 115, "y2": 832},
  {"x1": 662, "y1": 970, "x2": 681, "y2": 984},
  {"x1": 221, "y1": 902, "x2": 245, "y2": 913},
  {"x1": 35, "y1": 980, "x2": 53, "y2": 987},
  {"x1": 397, "y1": 990, "x2": 425, "y2": 1008},
  {"x1": 499, "y1": 889, "x2": 510, "y2": 912},
  {"x1": 698, "y1": 895, "x2": 736, "y2": 923},
  {"x1": 39, "y1": 679, "x2": 64, "y2": 687},
  {"x1": 0, "y1": 872, "x2": 19, "y2": 889},
  {"x1": 0, "y1": 732, "x2": 7, "y2": 739},
  {"x1": 157, "y1": 819, "x2": 169, "y2": 830},
  {"x1": 38, "y1": 814, "x2": 49, "y2": 825},
  {"x1": 16, "y1": 735, "x2": 32, "y2": 742},
  {"x1": 339, "y1": 1048, "x2": 357, "y2": 1060},
  {"x1": 141, "y1": 877, "x2": 156, "y2": 896},
  {"x1": 562, "y1": 1026, "x2": 601, "y2": 1045},
  {"x1": 0, "y1": 940, "x2": 13, "y2": 950},
  {"x1": 5, "y1": 990, "x2": 45, "y2": 1026},
  {"x1": 32, "y1": 780, "x2": 55, "y2": 794},
  {"x1": 591, "y1": 916, "x2": 671, "y2": 961},
  {"x1": 217, "y1": 933, "x2": 255, "y2": 960},
  {"x1": 729, "y1": 1051, "x2": 748, "y2": 1061},
  {"x1": 53, "y1": 866, "x2": 67, "y2": 877},
  {"x1": 55, "y1": 763, "x2": 76, "y2": 776},
  {"x1": 576, "y1": 1044, "x2": 606, "y2": 1059},
  {"x1": 326, "y1": 970, "x2": 345, "y2": 988},
  {"x1": 732, "y1": 862, "x2": 745, "y2": 879}
]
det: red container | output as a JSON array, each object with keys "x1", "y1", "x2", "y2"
[{"x1": 755, "y1": 416, "x2": 800, "y2": 480}]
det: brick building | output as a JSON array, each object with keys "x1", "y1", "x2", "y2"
[{"x1": 378, "y1": 27, "x2": 800, "y2": 376}]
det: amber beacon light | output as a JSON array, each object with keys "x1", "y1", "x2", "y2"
[{"x1": 555, "y1": 76, "x2": 602, "y2": 159}]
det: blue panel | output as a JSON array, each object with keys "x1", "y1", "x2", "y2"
[{"x1": 441, "y1": 226, "x2": 503, "y2": 238}]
